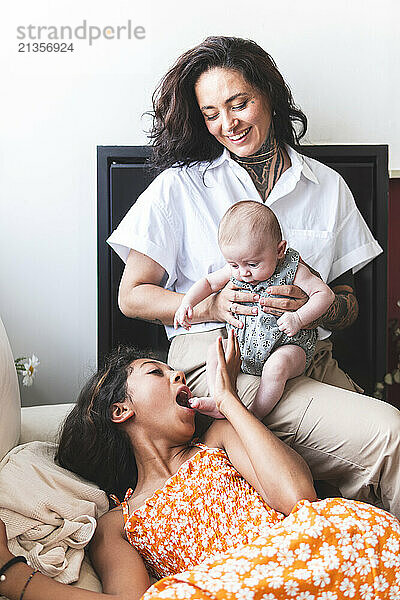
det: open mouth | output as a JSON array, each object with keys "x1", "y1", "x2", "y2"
[
  {"x1": 228, "y1": 126, "x2": 251, "y2": 142},
  {"x1": 175, "y1": 386, "x2": 193, "y2": 409}
]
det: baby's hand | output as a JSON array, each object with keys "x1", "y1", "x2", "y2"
[
  {"x1": 174, "y1": 303, "x2": 193, "y2": 330},
  {"x1": 277, "y1": 311, "x2": 302, "y2": 336},
  {"x1": 189, "y1": 396, "x2": 225, "y2": 419}
]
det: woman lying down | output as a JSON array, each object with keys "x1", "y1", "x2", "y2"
[{"x1": 0, "y1": 330, "x2": 399, "y2": 600}]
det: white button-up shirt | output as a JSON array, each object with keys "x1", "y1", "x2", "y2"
[{"x1": 108, "y1": 145, "x2": 382, "y2": 340}]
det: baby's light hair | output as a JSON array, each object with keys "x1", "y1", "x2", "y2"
[{"x1": 218, "y1": 201, "x2": 282, "y2": 250}]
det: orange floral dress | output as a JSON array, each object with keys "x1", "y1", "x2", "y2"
[{"x1": 119, "y1": 444, "x2": 400, "y2": 599}]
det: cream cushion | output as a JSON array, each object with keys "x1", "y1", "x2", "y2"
[
  {"x1": 0, "y1": 311, "x2": 103, "y2": 593},
  {"x1": 19, "y1": 404, "x2": 103, "y2": 593},
  {"x1": 0, "y1": 317, "x2": 21, "y2": 462},
  {"x1": 20, "y1": 403, "x2": 74, "y2": 444}
]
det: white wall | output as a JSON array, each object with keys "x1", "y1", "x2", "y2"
[{"x1": 1, "y1": 0, "x2": 399, "y2": 406}]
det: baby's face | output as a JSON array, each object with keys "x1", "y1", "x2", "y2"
[{"x1": 221, "y1": 239, "x2": 286, "y2": 285}]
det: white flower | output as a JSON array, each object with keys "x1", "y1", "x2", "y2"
[
  {"x1": 389, "y1": 585, "x2": 400, "y2": 600},
  {"x1": 386, "y1": 536, "x2": 400, "y2": 553},
  {"x1": 355, "y1": 556, "x2": 371, "y2": 576},
  {"x1": 277, "y1": 549, "x2": 295, "y2": 567},
  {"x1": 363, "y1": 532, "x2": 378, "y2": 546},
  {"x1": 313, "y1": 571, "x2": 331, "y2": 587},
  {"x1": 342, "y1": 561, "x2": 356, "y2": 577},
  {"x1": 374, "y1": 575, "x2": 389, "y2": 592},
  {"x1": 350, "y1": 533, "x2": 365, "y2": 550},
  {"x1": 284, "y1": 580, "x2": 299, "y2": 596},
  {"x1": 382, "y1": 549, "x2": 399, "y2": 568},
  {"x1": 260, "y1": 545, "x2": 277, "y2": 558},
  {"x1": 359, "y1": 585, "x2": 374, "y2": 600},
  {"x1": 269, "y1": 576, "x2": 284, "y2": 589},
  {"x1": 295, "y1": 543, "x2": 311, "y2": 562},
  {"x1": 235, "y1": 588, "x2": 255, "y2": 600},
  {"x1": 22, "y1": 354, "x2": 40, "y2": 386},
  {"x1": 292, "y1": 568, "x2": 310, "y2": 580},
  {"x1": 339, "y1": 578, "x2": 356, "y2": 597}
]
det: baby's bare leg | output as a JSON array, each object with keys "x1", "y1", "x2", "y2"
[
  {"x1": 189, "y1": 339, "x2": 227, "y2": 418},
  {"x1": 252, "y1": 345, "x2": 306, "y2": 420}
]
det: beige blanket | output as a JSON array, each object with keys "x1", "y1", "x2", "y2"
[{"x1": 0, "y1": 441, "x2": 109, "y2": 583}]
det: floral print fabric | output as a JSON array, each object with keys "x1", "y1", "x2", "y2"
[{"x1": 121, "y1": 445, "x2": 400, "y2": 599}]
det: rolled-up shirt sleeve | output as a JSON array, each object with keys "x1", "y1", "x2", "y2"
[
  {"x1": 327, "y1": 177, "x2": 383, "y2": 283},
  {"x1": 107, "y1": 174, "x2": 179, "y2": 289}
]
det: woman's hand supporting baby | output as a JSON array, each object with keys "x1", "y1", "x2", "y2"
[
  {"x1": 258, "y1": 284, "x2": 309, "y2": 317},
  {"x1": 205, "y1": 280, "x2": 260, "y2": 329}
]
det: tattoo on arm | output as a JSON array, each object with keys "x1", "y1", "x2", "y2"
[{"x1": 307, "y1": 284, "x2": 359, "y2": 331}]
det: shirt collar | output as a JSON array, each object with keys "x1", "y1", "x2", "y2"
[
  {"x1": 197, "y1": 148, "x2": 230, "y2": 173},
  {"x1": 286, "y1": 145, "x2": 319, "y2": 185},
  {"x1": 198, "y1": 145, "x2": 319, "y2": 185}
]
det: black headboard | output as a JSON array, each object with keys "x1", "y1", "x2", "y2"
[{"x1": 97, "y1": 145, "x2": 388, "y2": 397}]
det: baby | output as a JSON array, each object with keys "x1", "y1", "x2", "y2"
[{"x1": 174, "y1": 201, "x2": 335, "y2": 420}]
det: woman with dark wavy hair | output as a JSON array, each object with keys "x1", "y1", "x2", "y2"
[
  {"x1": 1, "y1": 334, "x2": 400, "y2": 599},
  {"x1": 107, "y1": 36, "x2": 400, "y2": 517},
  {"x1": 149, "y1": 36, "x2": 306, "y2": 170}
]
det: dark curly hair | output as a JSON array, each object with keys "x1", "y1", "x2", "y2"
[
  {"x1": 148, "y1": 36, "x2": 307, "y2": 171},
  {"x1": 56, "y1": 345, "x2": 158, "y2": 502}
]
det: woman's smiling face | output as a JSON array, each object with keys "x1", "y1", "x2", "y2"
[{"x1": 195, "y1": 67, "x2": 272, "y2": 157}]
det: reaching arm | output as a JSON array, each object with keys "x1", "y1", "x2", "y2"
[
  {"x1": 118, "y1": 249, "x2": 182, "y2": 327},
  {"x1": 174, "y1": 266, "x2": 231, "y2": 329},
  {"x1": 118, "y1": 249, "x2": 257, "y2": 329},
  {"x1": 0, "y1": 510, "x2": 150, "y2": 600},
  {"x1": 203, "y1": 332, "x2": 317, "y2": 515}
]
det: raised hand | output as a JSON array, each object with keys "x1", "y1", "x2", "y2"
[{"x1": 213, "y1": 330, "x2": 241, "y2": 415}]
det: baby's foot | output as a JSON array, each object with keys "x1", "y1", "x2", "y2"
[{"x1": 189, "y1": 396, "x2": 224, "y2": 419}]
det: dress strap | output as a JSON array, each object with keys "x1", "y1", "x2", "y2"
[
  {"x1": 109, "y1": 488, "x2": 134, "y2": 522},
  {"x1": 191, "y1": 441, "x2": 209, "y2": 451},
  {"x1": 124, "y1": 487, "x2": 134, "y2": 501}
]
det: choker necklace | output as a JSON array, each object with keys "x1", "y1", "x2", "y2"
[
  {"x1": 230, "y1": 125, "x2": 286, "y2": 201},
  {"x1": 231, "y1": 126, "x2": 279, "y2": 165},
  {"x1": 233, "y1": 143, "x2": 279, "y2": 165}
]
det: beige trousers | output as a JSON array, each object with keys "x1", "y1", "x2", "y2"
[{"x1": 168, "y1": 328, "x2": 400, "y2": 519}]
